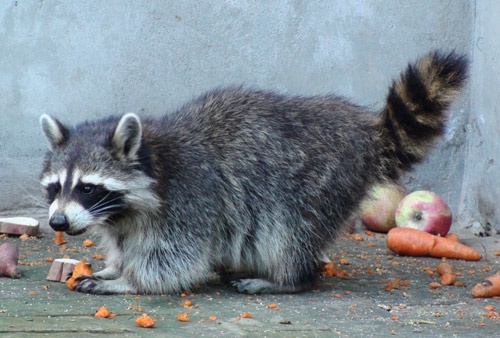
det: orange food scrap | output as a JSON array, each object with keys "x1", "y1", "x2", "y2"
[
  {"x1": 339, "y1": 258, "x2": 350, "y2": 265},
  {"x1": 52, "y1": 231, "x2": 67, "y2": 245},
  {"x1": 472, "y1": 275, "x2": 500, "y2": 298},
  {"x1": 484, "y1": 311, "x2": 500, "y2": 319},
  {"x1": 384, "y1": 278, "x2": 410, "y2": 292},
  {"x1": 352, "y1": 234, "x2": 364, "y2": 241},
  {"x1": 364, "y1": 230, "x2": 376, "y2": 237},
  {"x1": 436, "y1": 262, "x2": 453, "y2": 275},
  {"x1": 440, "y1": 273, "x2": 457, "y2": 286},
  {"x1": 19, "y1": 234, "x2": 30, "y2": 240},
  {"x1": 182, "y1": 300, "x2": 192, "y2": 308},
  {"x1": 93, "y1": 252, "x2": 104, "y2": 260},
  {"x1": 177, "y1": 312, "x2": 190, "y2": 322},
  {"x1": 29, "y1": 291, "x2": 36, "y2": 296},
  {"x1": 494, "y1": 250, "x2": 500, "y2": 256},
  {"x1": 95, "y1": 306, "x2": 111, "y2": 318},
  {"x1": 66, "y1": 260, "x2": 93, "y2": 289},
  {"x1": 421, "y1": 267, "x2": 434, "y2": 275},
  {"x1": 436, "y1": 262, "x2": 456, "y2": 286},
  {"x1": 45, "y1": 257, "x2": 54, "y2": 262},
  {"x1": 136, "y1": 313, "x2": 157, "y2": 327},
  {"x1": 209, "y1": 315, "x2": 217, "y2": 321},
  {"x1": 83, "y1": 239, "x2": 94, "y2": 247},
  {"x1": 322, "y1": 262, "x2": 351, "y2": 278},
  {"x1": 267, "y1": 303, "x2": 278, "y2": 309},
  {"x1": 241, "y1": 312, "x2": 253, "y2": 319},
  {"x1": 428, "y1": 282, "x2": 442, "y2": 289}
]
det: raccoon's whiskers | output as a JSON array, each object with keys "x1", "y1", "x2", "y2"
[{"x1": 88, "y1": 194, "x2": 125, "y2": 215}]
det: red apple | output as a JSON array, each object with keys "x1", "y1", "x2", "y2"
[
  {"x1": 395, "y1": 190, "x2": 452, "y2": 236},
  {"x1": 359, "y1": 183, "x2": 407, "y2": 233}
]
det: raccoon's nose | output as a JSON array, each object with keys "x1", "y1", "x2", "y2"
[{"x1": 49, "y1": 213, "x2": 69, "y2": 231}]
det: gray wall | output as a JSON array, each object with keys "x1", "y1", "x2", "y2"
[
  {"x1": 1, "y1": 1, "x2": 484, "y2": 233},
  {"x1": 458, "y1": 0, "x2": 500, "y2": 235}
]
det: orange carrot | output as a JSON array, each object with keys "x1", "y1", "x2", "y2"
[
  {"x1": 52, "y1": 231, "x2": 67, "y2": 245},
  {"x1": 445, "y1": 233, "x2": 460, "y2": 243},
  {"x1": 472, "y1": 275, "x2": 500, "y2": 298},
  {"x1": 387, "y1": 227, "x2": 481, "y2": 261}
]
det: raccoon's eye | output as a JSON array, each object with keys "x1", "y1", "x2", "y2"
[
  {"x1": 80, "y1": 184, "x2": 96, "y2": 195},
  {"x1": 47, "y1": 183, "x2": 61, "y2": 200}
]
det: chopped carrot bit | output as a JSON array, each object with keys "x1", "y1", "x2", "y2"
[
  {"x1": 66, "y1": 260, "x2": 93, "y2": 290},
  {"x1": 95, "y1": 306, "x2": 111, "y2": 318},
  {"x1": 136, "y1": 313, "x2": 156, "y2": 327},
  {"x1": 177, "y1": 312, "x2": 190, "y2": 322},
  {"x1": 83, "y1": 239, "x2": 94, "y2": 247},
  {"x1": 52, "y1": 231, "x2": 67, "y2": 245}
]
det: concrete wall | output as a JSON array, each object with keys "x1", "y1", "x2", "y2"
[
  {"x1": 458, "y1": 0, "x2": 500, "y2": 235},
  {"x1": 0, "y1": 1, "x2": 481, "y2": 232}
]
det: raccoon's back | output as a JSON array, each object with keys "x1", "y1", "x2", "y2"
[{"x1": 150, "y1": 88, "x2": 381, "y2": 236}]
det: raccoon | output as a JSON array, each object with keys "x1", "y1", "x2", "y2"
[{"x1": 39, "y1": 51, "x2": 467, "y2": 295}]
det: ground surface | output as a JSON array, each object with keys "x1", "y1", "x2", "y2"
[{"x1": 0, "y1": 214, "x2": 499, "y2": 337}]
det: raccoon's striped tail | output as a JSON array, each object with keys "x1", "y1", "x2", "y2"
[{"x1": 379, "y1": 51, "x2": 468, "y2": 179}]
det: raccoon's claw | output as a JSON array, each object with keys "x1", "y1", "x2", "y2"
[
  {"x1": 73, "y1": 275, "x2": 101, "y2": 293},
  {"x1": 231, "y1": 278, "x2": 309, "y2": 294},
  {"x1": 231, "y1": 278, "x2": 275, "y2": 294}
]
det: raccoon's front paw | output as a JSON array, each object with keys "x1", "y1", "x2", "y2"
[{"x1": 73, "y1": 276, "x2": 113, "y2": 295}]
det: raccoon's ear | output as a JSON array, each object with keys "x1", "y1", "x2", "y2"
[
  {"x1": 112, "y1": 113, "x2": 143, "y2": 161},
  {"x1": 40, "y1": 114, "x2": 69, "y2": 150}
]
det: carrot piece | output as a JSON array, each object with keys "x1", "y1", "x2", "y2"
[
  {"x1": 83, "y1": 239, "x2": 94, "y2": 247},
  {"x1": 436, "y1": 262, "x2": 453, "y2": 275},
  {"x1": 66, "y1": 260, "x2": 93, "y2": 289},
  {"x1": 95, "y1": 306, "x2": 111, "y2": 318},
  {"x1": 52, "y1": 231, "x2": 67, "y2": 245},
  {"x1": 472, "y1": 275, "x2": 500, "y2": 298},
  {"x1": 136, "y1": 313, "x2": 157, "y2": 327},
  {"x1": 177, "y1": 312, "x2": 190, "y2": 322},
  {"x1": 436, "y1": 262, "x2": 456, "y2": 285},
  {"x1": 440, "y1": 273, "x2": 456, "y2": 286},
  {"x1": 387, "y1": 227, "x2": 481, "y2": 261}
]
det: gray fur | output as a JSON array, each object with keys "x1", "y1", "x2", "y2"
[{"x1": 39, "y1": 51, "x2": 468, "y2": 295}]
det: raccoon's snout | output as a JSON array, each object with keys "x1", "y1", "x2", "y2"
[{"x1": 49, "y1": 213, "x2": 69, "y2": 232}]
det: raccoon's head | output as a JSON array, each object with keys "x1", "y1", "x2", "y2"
[{"x1": 39, "y1": 113, "x2": 160, "y2": 235}]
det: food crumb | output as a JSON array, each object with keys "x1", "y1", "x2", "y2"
[{"x1": 177, "y1": 312, "x2": 190, "y2": 322}]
